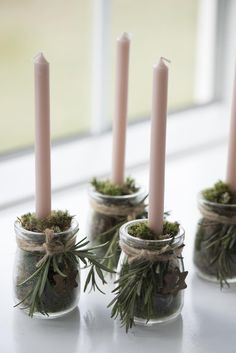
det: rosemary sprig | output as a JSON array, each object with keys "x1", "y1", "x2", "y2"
[
  {"x1": 108, "y1": 259, "x2": 177, "y2": 332},
  {"x1": 15, "y1": 237, "x2": 114, "y2": 317},
  {"x1": 196, "y1": 219, "x2": 236, "y2": 288}
]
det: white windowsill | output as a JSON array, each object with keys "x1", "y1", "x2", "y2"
[{"x1": 0, "y1": 102, "x2": 230, "y2": 209}]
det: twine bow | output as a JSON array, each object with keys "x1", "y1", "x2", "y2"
[{"x1": 16, "y1": 228, "x2": 76, "y2": 268}]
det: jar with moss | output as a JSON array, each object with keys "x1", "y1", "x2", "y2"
[
  {"x1": 87, "y1": 177, "x2": 147, "y2": 270},
  {"x1": 194, "y1": 181, "x2": 236, "y2": 287},
  {"x1": 14, "y1": 211, "x2": 111, "y2": 318},
  {"x1": 108, "y1": 219, "x2": 188, "y2": 331}
]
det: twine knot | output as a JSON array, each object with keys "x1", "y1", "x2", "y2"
[
  {"x1": 42, "y1": 229, "x2": 65, "y2": 256},
  {"x1": 16, "y1": 228, "x2": 76, "y2": 268}
]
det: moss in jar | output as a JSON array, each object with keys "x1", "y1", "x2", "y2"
[
  {"x1": 91, "y1": 177, "x2": 139, "y2": 196},
  {"x1": 108, "y1": 220, "x2": 187, "y2": 331},
  {"x1": 18, "y1": 210, "x2": 73, "y2": 232},
  {"x1": 128, "y1": 220, "x2": 180, "y2": 240},
  {"x1": 202, "y1": 180, "x2": 236, "y2": 204},
  {"x1": 194, "y1": 181, "x2": 236, "y2": 287}
]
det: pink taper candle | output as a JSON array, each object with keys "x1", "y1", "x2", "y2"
[
  {"x1": 34, "y1": 53, "x2": 51, "y2": 219},
  {"x1": 111, "y1": 32, "x2": 130, "y2": 185},
  {"x1": 226, "y1": 64, "x2": 236, "y2": 191},
  {"x1": 148, "y1": 58, "x2": 169, "y2": 235}
]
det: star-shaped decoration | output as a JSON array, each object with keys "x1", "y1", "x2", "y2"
[
  {"x1": 53, "y1": 269, "x2": 78, "y2": 294},
  {"x1": 66, "y1": 269, "x2": 78, "y2": 290},
  {"x1": 162, "y1": 267, "x2": 188, "y2": 295},
  {"x1": 53, "y1": 274, "x2": 66, "y2": 294}
]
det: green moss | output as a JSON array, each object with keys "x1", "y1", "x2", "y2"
[
  {"x1": 19, "y1": 210, "x2": 73, "y2": 233},
  {"x1": 202, "y1": 180, "x2": 236, "y2": 204},
  {"x1": 91, "y1": 177, "x2": 139, "y2": 196},
  {"x1": 128, "y1": 220, "x2": 180, "y2": 240}
]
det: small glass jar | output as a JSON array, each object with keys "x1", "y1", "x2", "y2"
[
  {"x1": 87, "y1": 186, "x2": 147, "y2": 262},
  {"x1": 194, "y1": 196, "x2": 236, "y2": 284},
  {"x1": 14, "y1": 219, "x2": 80, "y2": 318},
  {"x1": 117, "y1": 219, "x2": 186, "y2": 325}
]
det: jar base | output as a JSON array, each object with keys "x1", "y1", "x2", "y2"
[
  {"x1": 16, "y1": 302, "x2": 79, "y2": 319},
  {"x1": 195, "y1": 266, "x2": 236, "y2": 284},
  {"x1": 134, "y1": 307, "x2": 182, "y2": 326}
]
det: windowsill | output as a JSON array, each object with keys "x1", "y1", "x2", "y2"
[
  {"x1": 1, "y1": 122, "x2": 235, "y2": 353},
  {"x1": 0, "y1": 101, "x2": 230, "y2": 209}
]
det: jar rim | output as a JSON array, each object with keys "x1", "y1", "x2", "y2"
[
  {"x1": 88, "y1": 184, "x2": 147, "y2": 201},
  {"x1": 14, "y1": 218, "x2": 79, "y2": 237},
  {"x1": 198, "y1": 193, "x2": 236, "y2": 209},
  {"x1": 120, "y1": 219, "x2": 185, "y2": 247}
]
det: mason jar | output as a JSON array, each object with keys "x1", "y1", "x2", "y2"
[
  {"x1": 87, "y1": 186, "x2": 147, "y2": 267},
  {"x1": 14, "y1": 219, "x2": 80, "y2": 318},
  {"x1": 194, "y1": 196, "x2": 236, "y2": 285},
  {"x1": 117, "y1": 219, "x2": 187, "y2": 325}
]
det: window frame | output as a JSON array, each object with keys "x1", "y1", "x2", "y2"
[{"x1": 0, "y1": 0, "x2": 234, "y2": 209}]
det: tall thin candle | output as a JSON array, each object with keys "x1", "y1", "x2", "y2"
[
  {"x1": 34, "y1": 52, "x2": 51, "y2": 219},
  {"x1": 148, "y1": 58, "x2": 169, "y2": 234},
  {"x1": 226, "y1": 64, "x2": 236, "y2": 191},
  {"x1": 111, "y1": 32, "x2": 130, "y2": 185}
]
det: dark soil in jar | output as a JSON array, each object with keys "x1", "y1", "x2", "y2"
[{"x1": 15, "y1": 249, "x2": 80, "y2": 315}]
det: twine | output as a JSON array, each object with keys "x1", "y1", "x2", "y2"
[
  {"x1": 90, "y1": 198, "x2": 145, "y2": 219},
  {"x1": 119, "y1": 239, "x2": 183, "y2": 264},
  {"x1": 199, "y1": 203, "x2": 236, "y2": 225},
  {"x1": 16, "y1": 228, "x2": 76, "y2": 268}
]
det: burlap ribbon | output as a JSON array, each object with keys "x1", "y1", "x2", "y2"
[
  {"x1": 16, "y1": 229, "x2": 76, "y2": 268},
  {"x1": 90, "y1": 198, "x2": 146, "y2": 220},
  {"x1": 199, "y1": 203, "x2": 236, "y2": 225},
  {"x1": 119, "y1": 239, "x2": 184, "y2": 264}
]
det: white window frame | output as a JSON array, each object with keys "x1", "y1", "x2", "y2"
[{"x1": 0, "y1": 0, "x2": 235, "y2": 209}]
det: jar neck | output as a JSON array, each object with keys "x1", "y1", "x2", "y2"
[
  {"x1": 199, "y1": 195, "x2": 236, "y2": 220},
  {"x1": 89, "y1": 186, "x2": 146, "y2": 205},
  {"x1": 14, "y1": 219, "x2": 79, "y2": 245},
  {"x1": 119, "y1": 219, "x2": 184, "y2": 251}
]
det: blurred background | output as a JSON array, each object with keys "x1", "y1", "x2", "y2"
[
  {"x1": 0, "y1": 0, "x2": 217, "y2": 154},
  {"x1": 0, "y1": 0, "x2": 235, "y2": 208}
]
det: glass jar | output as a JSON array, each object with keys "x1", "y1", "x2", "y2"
[
  {"x1": 194, "y1": 196, "x2": 236, "y2": 285},
  {"x1": 14, "y1": 219, "x2": 80, "y2": 318},
  {"x1": 117, "y1": 219, "x2": 186, "y2": 326},
  {"x1": 87, "y1": 186, "x2": 147, "y2": 267}
]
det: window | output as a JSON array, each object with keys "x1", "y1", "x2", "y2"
[
  {"x1": 1, "y1": 0, "x2": 234, "y2": 209},
  {"x1": 0, "y1": 0, "x2": 92, "y2": 154},
  {"x1": 0, "y1": 0, "x2": 216, "y2": 155}
]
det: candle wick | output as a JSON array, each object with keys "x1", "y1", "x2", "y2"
[{"x1": 160, "y1": 57, "x2": 171, "y2": 64}]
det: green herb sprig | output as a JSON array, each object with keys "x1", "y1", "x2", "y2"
[
  {"x1": 196, "y1": 219, "x2": 236, "y2": 288},
  {"x1": 15, "y1": 235, "x2": 114, "y2": 317},
  {"x1": 108, "y1": 220, "x2": 186, "y2": 332}
]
